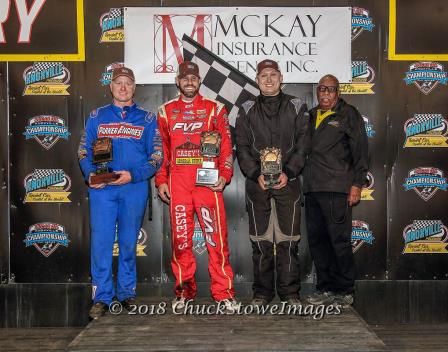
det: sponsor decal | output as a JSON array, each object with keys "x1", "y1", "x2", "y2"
[
  {"x1": 24, "y1": 169, "x2": 71, "y2": 203},
  {"x1": 351, "y1": 7, "x2": 375, "y2": 41},
  {"x1": 99, "y1": 8, "x2": 124, "y2": 43},
  {"x1": 200, "y1": 207, "x2": 217, "y2": 248},
  {"x1": 23, "y1": 62, "x2": 70, "y2": 96},
  {"x1": 174, "y1": 204, "x2": 188, "y2": 250},
  {"x1": 351, "y1": 220, "x2": 374, "y2": 253},
  {"x1": 363, "y1": 115, "x2": 376, "y2": 138},
  {"x1": 361, "y1": 172, "x2": 374, "y2": 201},
  {"x1": 113, "y1": 227, "x2": 148, "y2": 257},
  {"x1": 402, "y1": 220, "x2": 448, "y2": 254},
  {"x1": 193, "y1": 218, "x2": 207, "y2": 255},
  {"x1": 172, "y1": 121, "x2": 204, "y2": 133},
  {"x1": 23, "y1": 115, "x2": 70, "y2": 150},
  {"x1": 175, "y1": 141, "x2": 202, "y2": 165},
  {"x1": 403, "y1": 114, "x2": 448, "y2": 148},
  {"x1": 97, "y1": 123, "x2": 144, "y2": 139},
  {"x1": 24, "y1": 222, "x2": 69, "y2": 257},
  {"x1": 403, "y1": 167, "x2": 447, "y2": 201},
  {"x1": 340, "y1": 61, "x2": 375, "y2": 94},
  {"x1": 100, "y1": 62, "x2": 124, "y2": 86},
  {"x1": 404, "y1": 62, "x2": 447, "y2": 95}
]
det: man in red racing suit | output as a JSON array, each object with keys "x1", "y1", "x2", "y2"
[{"x1": 155, "y1": 61, "x2": 237, "y2": 310}]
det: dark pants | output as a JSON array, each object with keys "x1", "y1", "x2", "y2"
[
  {"x1": 246, "y1": 178, "x2": 301, "y2": 301},
  {"x1": 305, "y1": 192, "x2": 355, "y2": 294}
]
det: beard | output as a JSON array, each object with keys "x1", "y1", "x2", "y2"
[{"x1": 179, "y1": 84, "x2": 200, "y2": 98}]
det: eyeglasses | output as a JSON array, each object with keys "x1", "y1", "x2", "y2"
[{"x1": 317, "y1": 85, "x2": 338, "y2": 93}]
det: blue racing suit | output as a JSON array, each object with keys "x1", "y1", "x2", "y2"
[{"x1": 78, "y1": 103, "x2": 162, "y2": 304}]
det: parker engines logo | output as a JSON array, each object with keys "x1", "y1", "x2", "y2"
[
  {"x1": 23, "y1": 62, "x2": 70, "y2": 96},
  {"x1": 24, "y1": 222, "x2": 69, "y2": 257}
]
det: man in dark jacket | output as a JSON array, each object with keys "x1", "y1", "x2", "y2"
[
  {"x1": 235, "y1": 59, "x2": 309, "y2": 306},
  {"x1": 304, "y1": 74, "x2": 369, "y2": 308}
]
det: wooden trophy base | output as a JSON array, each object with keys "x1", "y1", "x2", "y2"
[{"x1": 90, "y1": 172, "x2": 120, "y2": 185}]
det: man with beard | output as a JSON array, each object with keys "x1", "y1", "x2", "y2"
[
  {"x1": 235, "y1": 59, "x2": 309, "y2": 306},
  {"x1": 155, "y1": 61, "x2": 238, "y2": 312},
  {"x1": 304, "y1": 74, "x2": 368, "y2": 308}
]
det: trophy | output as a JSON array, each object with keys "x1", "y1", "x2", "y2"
[
  {"x1": 260, "y1": 147, "x2": 282, "y2": 188},
  {"x1": 90, "y1": 137, "x2": 120, "y2": 185},
  {"x1": 196, "y1": 131, "x2": 221, "y2": 186}
]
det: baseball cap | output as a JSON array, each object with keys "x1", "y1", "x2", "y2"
[
  {"x1": 112, "y1": 66, "x2": 135, "y2": 81},
  {"x1": 257, "y1": 59, "x2": 280, "y2": 74},
  {"x1": 178, "y1": 61, "x2": 200, "y2": 78}
]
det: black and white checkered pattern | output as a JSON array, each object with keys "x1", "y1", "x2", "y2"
[
  {"x1": 108, "y1": 8, "x2": 122, "y2": 20},
  {"x1": 413, "y1": 114, "x2": 440, "y2": 124},
  {"x1": 32, "y1": 169, "x2": 63, "y2": 180},
  {"x1": 412, "y1": 220, "x2": 441, "y2": 230},
  {"x1": 182, "y1": 35, "x2": 259, "y2": 127},
  {"x1": 32, "y1": 62, "x2": 61, "y2": 72}
]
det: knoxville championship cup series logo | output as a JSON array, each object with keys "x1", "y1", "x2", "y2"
[
  {"x1": 351, "y1": 220, "x2": 375, "y2": 253},
  {"x1": 340, "y1": 61, "x2": 375, "y2": 95},
  {"x1": 100, "y1": 62, "x2": 124, "y2": 86},
  {"x1": 24, "y1": 222, "x2": 70, "y2": 257},
  {"x1": 351, "y1": 7, "x2": 374, "y2": 41},
  {"x1": 403, "y1": 167, "x2": 447, "y2": 202},
  {"x1": 23, "y1": 115, "x2": 70, "y2": 150},
  {"x1": 404, "y1": 62, "x2": 448, "y2": 95},
  {"x1": 24, "y1": 169, "x2": 71, "y2": 203},
  {"x1": 23, "y1": 62, "x2": 70, "y2": 96},
  {"x1": 402, "y1": 220, "x2": 448, "y2": 254},
  {"x1": 99, "y1": 8, "x2": 124, "y2": 43},
  {"x1": 361, "y1": 172, "x2": 375, "y2": 201},
  {"x1": 403, "y1": 114, "x2": 448, "y2": 148}
]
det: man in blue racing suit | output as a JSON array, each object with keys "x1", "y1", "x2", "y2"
[{"x1": 78, "y1": 67, "x2": 162, "y2": 319}]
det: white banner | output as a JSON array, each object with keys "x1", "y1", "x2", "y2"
[{"x1": 125, "y1": 7, "x2": 351, "y2": 84}]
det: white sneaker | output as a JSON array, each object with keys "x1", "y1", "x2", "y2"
[
  {"x1": 216, "y1": 298, "x2": 240, "y2": 313},
  {"x1": 172, "y1": 297, "x2": 187, "y2": 311}
]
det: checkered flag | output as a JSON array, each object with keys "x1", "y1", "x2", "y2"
[
  {"x1": 108, "y1": 8, "x2": 122, "y2": 20},
  {"x1": 32, "y1": 62, "x2": 61, "y2": 73},
  {"x1": 413, "y1": 114, "x2": 441, "y2": 125},
  {"x1": 182, "y1": 35, "x2": 259, "y2": 127},
  {"x1": 32, "y1": 169, "x2": 63, "y2": 180},
  {"x1": 412, "y1": 220, "x2": 442, "y2": 231}
]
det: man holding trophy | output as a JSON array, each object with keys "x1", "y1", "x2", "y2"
[
  {"x1": 78, "y1": 67, "x2": 163, "y2": 319},
  {"x1": 235, "y1": 59, "x2": 309, "y2": 307},
  {"x1": 155, "y1": 61, "x2": 238, "y2": 312}
]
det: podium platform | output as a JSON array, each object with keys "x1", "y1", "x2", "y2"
[{"x1": 68, "y1": 298, "x2": 386, "y2": 352}]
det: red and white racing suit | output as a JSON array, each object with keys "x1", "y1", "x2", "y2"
[{"x1": 155, "y1": 94, "x2": 235, "y2": 301}]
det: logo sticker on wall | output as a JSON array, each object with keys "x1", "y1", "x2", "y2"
[
  {"x1": 193, "y1": 218, "x2": 207, "y2": 255},
  {"x1": 404, "y1": 62, "x2": 447, "y2": 95},
  {"x1": 403, "y1": 167, "x2": 447, "y2": 201},
  {"x1": 24, "y1": 223, "x2": 69, "y2": 257},
  {"x1": 113, "y1": 227, "x2": 147, "y2": 256},
  {"x1": 403, "y1": 114, "x2": 448, "y2": 148},
  {"x1": 351, "y1": 220, "x2": 374, "y2": 253},
  {"x1": 24, "y1": 169, "x2": 71, "y2": 203},
  {"x1": 340, "y1": 61, "x2": 375, "y2": 94},
  {"x1": 403, "y1": 220, "x2": 448, "y2": 254},
  {"x1": 100, "y1": 62, "x2": 124, "y2": 86},
  {"x1": 99, "y1": 8, "x2": 124, "y2": 43},
  {"x1": 361, "y1": 172, "x2": 375, "y2": 201},
  {"x1": 23, "y1": 62, "x2": 70, "y2": 96},
  {"x1": 363, "y1": 115, "x2": 376, "y2": 138},
  {"x1": 351, "y1": 7, "x2": 375, "y2": 41},
  {"x1": 23, "y1": 115, "x2": 70, "y2": 150}
]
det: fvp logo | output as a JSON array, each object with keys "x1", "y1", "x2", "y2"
[
  {"x1": 403, "y1": 114, "x2": 448, "y2": 148},
  {"x1": 403, "y1": 220, "x2": 448, "y2": 254},
  {"x1": 153, "y1": 14, "x2": 212, "y2": 73},
  {"x1": 404, "y1": 62, "x2": 447, "y2": 95},
  {"x1": 351, "y1": 220, "x2": 375, "y2": 253},
  {"x1": 24, "y1": 169, "x2": 71, "y2": 203},
  {"x1": 362, "y1": 115, "x2": 376, "y2": 138},
  {"x1": 351, "y1": 7, "x2": 374, "y2": 41},
  {"x1": 99, "y1": 8, "x2": 124, "y2": 43},
  {"x1": 100, "y1": 62, "x2": 124, "y2": 86},
  {"x1": 340, "y1": 61, "x2": 375, "y2": 94},
  {"x1": 113, "y1": 228, "x2": 148, "y2": 257},
  {"x1": 24, "y1": 223, "x2": 69, "y2": 257},
  {"x1": 23, "y1": 62, "x2": 70, "y2": 96},
  {"x1": 403, "y1": 167, "x2": 447, "y2": 201},
  {"x1": 23, "y1": 115, "x2": 70, "y2": 150},
  {"x1": 361, "y1": 172, "x2": 375, "y2": 201}
]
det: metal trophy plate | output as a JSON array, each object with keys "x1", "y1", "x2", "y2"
[
  {"x1": 90, "y1": 137, "x2": 119, "y2": 185},
  {"x1": 196, "y1": 131, "x2": 221, "y2": 186},
  {"x1": 260, "y1": 147, "x2": 282, "y2": 188}
]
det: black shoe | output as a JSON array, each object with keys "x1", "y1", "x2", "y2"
[
  {"x1": 89, "y1": 302, "x2": 107, "y2": 320},
  {"x1": 121, "y1": 297, "x2": 137, "y2": 312}
]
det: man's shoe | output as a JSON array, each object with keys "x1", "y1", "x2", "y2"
[
  {"x1": 333, "y1": 293, "x2": 354, "y2": 308},
  {"x1": 216, "y1": 298, "x2": 240, "y2": 313},
  {"x1": 121, "y1": 297, "x2": 137, "y2": 312},
  {"x1": 250, "y1": 297, "x2": 269, "y2": 307},
  {"x1": 89, "y1": 302, "x2": 107, "y2": 319},
  {"x1": 283, "y1": 297, "x2": 303, "y2": 307},
  {"x1": 307, "y1": 291, "x2": 335, "y2": 305}
]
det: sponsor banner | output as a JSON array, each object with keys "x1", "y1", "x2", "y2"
[
  {"x1": 24, "y1": 223, "x2": 69, "y2": 257},
  {"x1": 340, "y1": 61, "x2": 375, "y2": 94},
  {"x1": 24, "y1": 169, "x2": 71, "y2": 203},
  {"x1": 402, "y1": 220, "x2": 448, "y2": 254},
  {"x1": 113, "y1": 228, "x2": 148, "y2": 256},
  {"x1": 403, "y1": 167, "x2": 447, "y2": 201},
  {"x1": 23, "y1": 63, "x2": 70, "y2": 96},
  {"x1": 193, "y1": 219, "x2": 206, "y2": 255},
  {"x1": 100, "y1": 62, "x2": 124, "y2": 86},
  {"x1": 351, "y1": 7, "x2": 374, "y2": 41},
  {"x1": 125, "y1": 7, "x2": 351, "y2": 84},
  {"x1": 361, "y1": 172, "x2": 375, "y2": 201},
  {"x1": 404, "y1": 62, "x2": 447, "y2": 95},
  {"x1": 363, "y1": 115, "x2": 376, "y2": 138},
  {"x1": 23, "y1": 115, "x2": 70, "y2": 150},
  {"x1": 100, "y1": 8, "x2": 124, "y2": 43},
  {"x1": 403, "y1": 114, "x2": 448, "y2": 148},
  {"x1": 352, "y1": 220, "x2": 375, "y2": 253}
]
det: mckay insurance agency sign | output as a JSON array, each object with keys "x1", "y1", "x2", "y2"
[{"x1": 125, "y1": 7, "x2": 351, "y2": 84}]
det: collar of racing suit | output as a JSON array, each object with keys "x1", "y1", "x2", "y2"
[{"x1": 110, "y1": 102, "x2": 137, "y2": 119}]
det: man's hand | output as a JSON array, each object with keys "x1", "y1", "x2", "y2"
[
  {"x1": 209, "y1": 176, "x2": 227, "y2": 192},
  {"x1": 158, "y1": 183, "x2": 171, "y2": 203},
  {"x1": 348, "y1": 186, "x2": 362, "y2": 206},
  {"x1": 257, "y1": 175, "x2": 267, "y2": 191},
  {"x1": 272, "y1": 173, "x2": 288, "y2": 190},
  {"x1": 109, "y1": 170, "x2": 132, "y2": 185},
  {"x1": 88, "y1": 173, "x2": 106, "y2": 189}
]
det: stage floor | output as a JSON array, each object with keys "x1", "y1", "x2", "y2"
[{"x1": 67, "y1": 298, "x2": 385, "y2": 352}]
